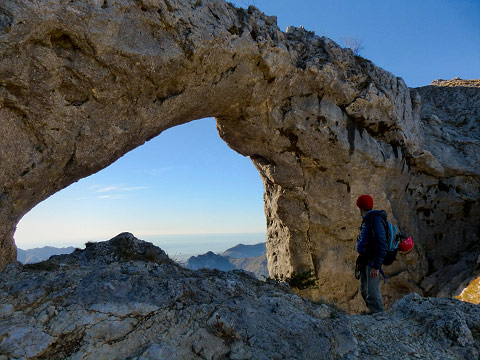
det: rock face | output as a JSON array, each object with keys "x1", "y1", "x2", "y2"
[
  {"x1": 1, "y1": 233, "x2": 479, "y2": 359},
  {"x1": 0, "y1": 0, "x2": 479, "y2": 311}
]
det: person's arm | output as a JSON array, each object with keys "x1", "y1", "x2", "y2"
[
  {"x1": 355, "y1": 221, "x2": 368, "y2": 255},
  {"x1": 371, "y1": 215, "x2": 388, "y2": 269}
]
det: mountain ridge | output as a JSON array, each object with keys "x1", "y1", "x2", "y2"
[
  {"x1": 221, "y1": 242, "x2": 266, "y2": 258},
  {"x1": 17, "y1": 246, "x2": 76, "y2": 264},
  {"x1": 185, "y1": 242, "x2": 268, "y2": 279}
]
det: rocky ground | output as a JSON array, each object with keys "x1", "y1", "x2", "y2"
[
  {"x1": 431, "y1": 78, "x2": 480, "y2": 88},
  {"x1": 0, "y1": 233, "x2": 479, "y2": 360}
]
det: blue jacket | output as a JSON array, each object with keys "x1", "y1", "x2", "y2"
[{"x1": 355, "y1": 210, "x2": 389, "y2": 269}]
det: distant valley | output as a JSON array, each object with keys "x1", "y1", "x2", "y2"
[{"x1": 184, "y1": 242, "x2": 268, "y2": 279}]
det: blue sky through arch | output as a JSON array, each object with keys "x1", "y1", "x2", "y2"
[{"x1": 15, "y1": 118, "x2": 266, "y2": 251}]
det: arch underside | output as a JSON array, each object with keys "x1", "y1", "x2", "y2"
[{"x1": 0, "y1": 0, "x2": 478, "y2": 311}]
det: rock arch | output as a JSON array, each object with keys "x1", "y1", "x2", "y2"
[{"x1": 1, "y1": 0, "x2": 478, "y2": 311}]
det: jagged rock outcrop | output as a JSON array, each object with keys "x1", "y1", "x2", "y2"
[
  {"x1": 0, "y1": 0, "x2": 479, "y2": 311},
  {"x1": 0, "y1": 234, "x2": 479, "y2": 359}
]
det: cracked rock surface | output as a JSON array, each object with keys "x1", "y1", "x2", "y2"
[
  {"x1": 0, "y1": 233, "x2": 479, "y2": 360},
  {"x1": 0, "y1": 0, "x2": 479, "y2": 312}
]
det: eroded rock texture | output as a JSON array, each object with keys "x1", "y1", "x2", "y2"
[
  {"x1": 1, "y1": 234, "x2": 479, "y2": 359},
  {"x1": 0, "y1": 0, "x2": 479, "y2": 312}
]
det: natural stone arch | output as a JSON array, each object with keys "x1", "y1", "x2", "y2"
[{"x1": 1, "y1": 0, "x2": 478, "y2": 312}]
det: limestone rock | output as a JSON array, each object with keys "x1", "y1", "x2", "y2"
[
  {"x1": 1, "y1": 234, "x2": 479, "y2": 359},
  {"x1": 0, "y1": 0, "x2": 478, "y2": 312},
  {"x1": 431, "y1": 78, "x2": 480, "y2": 88}
]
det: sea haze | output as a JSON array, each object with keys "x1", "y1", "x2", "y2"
[
  {"x1": 17, "y1": 232, "x2": 267, "y2": 264},
  {"x1": 140, "y1": 232, "x2": 266, "y2": 261}
]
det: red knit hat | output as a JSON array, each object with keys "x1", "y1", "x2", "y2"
[{"x1": 356, "y1": 195, "x2": 373, "y2": 211}]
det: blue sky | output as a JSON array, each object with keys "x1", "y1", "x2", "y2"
[
  {"x1": 14, "y1": 0, "x2": 479, "y2": 250},
  {"x1": 15, "y1": 119, "x2": 266, "y2": 249}
]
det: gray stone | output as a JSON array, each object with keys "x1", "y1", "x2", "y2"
[
  {"x1": 0, "y1": 235, "x2": 478, "y2": 359},
  {"x1": 0, "y1": 303, "x2": 14, "y2": 318},
  {"x1": 230, "y1": 341, "x2": 253, "y2": 360},
  {"x1": 397, "y1": 343, "x2": 415, "y2": 354}
]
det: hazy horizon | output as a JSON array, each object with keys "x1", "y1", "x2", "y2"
[{"x1": 17, "y1": 231, "x2": 267, "y2": 258}]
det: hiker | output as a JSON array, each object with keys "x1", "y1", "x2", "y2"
[{"x1": 355, "y1": 195, "x2": 389, "y2": 313}]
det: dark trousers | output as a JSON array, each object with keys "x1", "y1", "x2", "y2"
[{"x1": 360, "y1": 265, "x2": 384, "y2": 313}]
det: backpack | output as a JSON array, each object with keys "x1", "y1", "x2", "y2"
[{"x1": 381, "y1": 218, "x2": 404, "y2": 266}]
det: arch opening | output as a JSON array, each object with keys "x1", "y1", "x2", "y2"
[{"x1": 14, "y1": 118, "x2": 266, "y2": 262}]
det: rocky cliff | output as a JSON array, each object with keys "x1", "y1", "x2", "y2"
[
  {"x1": 0, "y1": 0, "x2": 479, "y2": 312},
  {"x1": 0, "y1": 233, "x2": 479, "y2": 359}
]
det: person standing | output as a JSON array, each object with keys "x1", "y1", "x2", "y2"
[{"x1": 355, "y1": 195, "x2": 389, "y2": 313}]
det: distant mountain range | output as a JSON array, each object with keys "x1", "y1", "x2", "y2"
[
  {"x1": 16, "y1": 242, "x2": 269, "y2": 279},
  {"x1": 17, "y1": 246, "x2": 76, "y2": 264},
  {"x1": 185, "y1": 242, "x2": 268, "y2": 279},
  {"x1": 221, "y1": 242, "x2": 266, "y2": 258}
]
